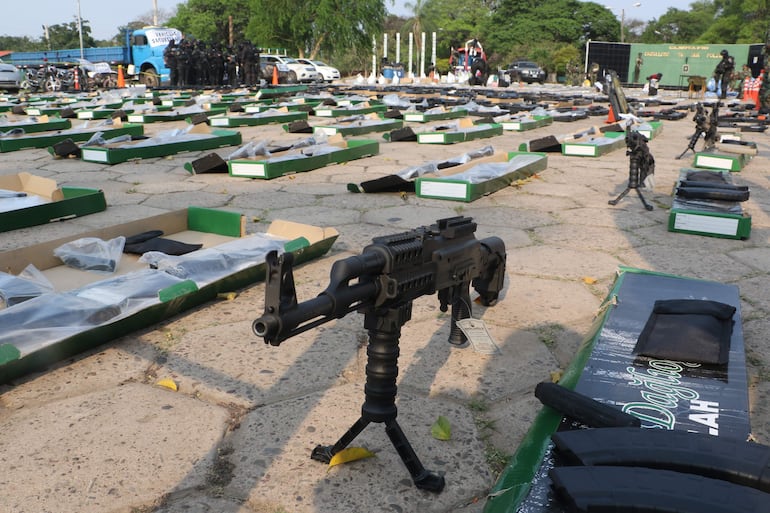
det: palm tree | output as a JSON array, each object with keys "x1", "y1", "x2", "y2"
[{"x1": 403, "y1": 0, "x2": 426, "y2": 69}]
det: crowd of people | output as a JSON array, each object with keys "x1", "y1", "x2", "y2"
[{"x1": 163, "y1": 39, "x2": 263, "y2": 88}]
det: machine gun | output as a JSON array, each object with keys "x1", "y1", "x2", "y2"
[
  {"x1": 608, "y1": 130, "x2": 655, "y2": 211},
  {"x1": 677, "y1": 102, "x2": 720, "y2": 159},
  {"x1": 253, "y1": 216, "x2": 506, "y2": 492}
]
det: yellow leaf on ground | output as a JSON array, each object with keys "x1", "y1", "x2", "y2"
[
  {"x1": 582, "y1": 276, "x2": 598, "y2": 285},
  {"x1": 328, "y1": 447, "x2": 376, "y2": 467},
  {"x1": 156, "y1": 378, "x2": 178, "y2": 391}
]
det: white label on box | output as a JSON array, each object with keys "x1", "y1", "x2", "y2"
[
  {"x1": 127, "y1": 115, "x2": 144, "y2": 123},
  {"x1": 674, "y1": 213, "x2": 739, "y2": 236},
  {"x1": 695, "y1": 155, "x2": 732, "y2": 170},
  {"x1": 404, "y1": 114, "x2": 425, "y2": 122},
  {"x1": 314, "y1": 109, "x2": 333, "y2": 117},
  {"x1": 418, "y1": 133, "x2": 446, "y2": 143},
  {"x1": 502, "y1": 122, "x2": 522, "y2": 130},
  {"x1": 26, "y1": 109, "x2": 41, "y2": 115},
  {"x1": 162, "y1": 100, "x2": 173, "y2": 106},
  {"x1": 210, "y1": 117, "x2": 229, "y2": 127},
  {"x1": 245, "y1": 106, "x2": 262, "y2": 113},
  {"x1": 81, "y1": 149, "x2": 109, "y2": 163},
  {"x1": 314, "y1": 126, "x2": 336, "y2": 136},
  {"x1": 563, "y1": 143, "x2": 596, "y2": 156},
  {"x1": 77, "y1": 111, "x2": 94, "y2": 119},
  {"x1": 419, "y1": 180, "x2": 468, "y2": 199},
  {"x1": 230, "y1": 162, "x2": 266, "y2": 177}
]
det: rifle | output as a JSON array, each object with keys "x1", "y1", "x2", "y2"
[
  {"x1": 253, "y1": 216, "x2": 506, "y2": 492},
  {"x1": 676, "y1": 102, "x2": 720, "y2": 159}
]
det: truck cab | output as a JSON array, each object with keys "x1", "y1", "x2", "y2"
[{"x1": 127, "y1": 27, "x2": 182, "y2": 86}]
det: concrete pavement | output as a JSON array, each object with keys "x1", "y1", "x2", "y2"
[{"x1": 1, "y1": 82, "x2": 770, "y2": 513}]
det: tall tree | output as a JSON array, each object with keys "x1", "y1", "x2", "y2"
[
  {"x1": 45, "y1": 20, "x2": 96, "y2": 50},
  {"x1": 168, "y1": 0, "x2": 250, "y2": 45},
  {"x1": 246, "y1": 0, "x2": 386, "y2": 58}
]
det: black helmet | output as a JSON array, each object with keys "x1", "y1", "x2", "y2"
[{"x1": 720, "y1": 49, "x2": 728, "y2": 56}]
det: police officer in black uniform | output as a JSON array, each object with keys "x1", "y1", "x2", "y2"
[{"x1": 164, "y1": 39, "x2": 178, "y2": 88}]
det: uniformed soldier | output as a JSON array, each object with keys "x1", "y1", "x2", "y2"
[
  {"x1": 225, "y1": 45, "x2": 238, "y2": 86},
  {"x1": 164, "y1": 39, "x2": 178, "y2": 88},
  {"x1": 759, "y1": 34, "x2": 770, "y2": 112},
  {"x1": 208, "y1": 43, "x2": 225, "y2": 87},
  {"x1": 713, "y1": 49, "x2": 735, "y2": 100}
]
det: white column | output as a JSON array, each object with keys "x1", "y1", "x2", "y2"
[
  {"x1": 431, "y1": 32, "x2": 437, "y2": 79},
  {"x1": 396, "y1": 33, "x2": 401, "y2": 64},
  {"x1": 408, "y1": 33, "x2": 413, "y2": 78},
  {"x1": 383, "y1": 33, "x2": 388, "y2": 61},
  {"x1": 372, "y1": 35, "x2": 377, "y2": 78},
  {"x1": 420, "y1": 32, "x2": 426, "y2": 78}
]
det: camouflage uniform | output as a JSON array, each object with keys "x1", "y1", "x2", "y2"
[{"x1": 759, "y1": 40, "x2": 770, "y2": 111}]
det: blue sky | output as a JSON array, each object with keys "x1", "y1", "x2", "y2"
[{"x1": 3, "y1": 0, "x2": 678, "y2": 42}]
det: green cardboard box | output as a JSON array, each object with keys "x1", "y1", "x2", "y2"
[
  {"x1": 209, "y1": 109, "x2": 308, "y2": 127},
  {"x1": 415, "y1": 151, "x2": 547, "y2": 202},
  {"x1": 228, "y1": 136, "x2": 379, "y2": 179},
  {"x1": 499, "y1": 115, "x2": 553, "y2": 131},
  {"x1": 0, "y1": 207, "x2": 339, "y2": 383},
  {"x1": 80, "y1": 126, "x2": 242, "y2": 164},
  {"x1": 313, "y1": 102, "x2": 387, "y2": 118},
  {"x1": 126, "y1": 107, "x2": 227, "y2": 123},
  {"x1": 402, "y1": 108, "x2": 468, "y2": 122},
  {"x1": 0, "y1": 172, "x2": 106, "y2": 233},
  {"x1": 0, "y1": 115, "x2": 71, "y2": 134},
  {"x1": 416, "y1": 121, "x2": 503, "y2": 145},
  {"x1": 312, "y1": 116, "x2": 403, "y2": 137},
  {"x1": 693, "y1": 150, "x2": 750, "y2": 171},
  {"x1": 561, "y1": 130, "x2": 625, "y2": 157},
  {"x1": 634, "y1": 121, "x2": 663, "y2": 140},
  {"x1": 668, "y1": 169, "x2": 751, "y2": 240},
  {"x1": 0, "y1": 122, "x2": 144, "y2": 153},
  {"x1": 483, "y1": 267, "x2": 750, "y2": 513}
]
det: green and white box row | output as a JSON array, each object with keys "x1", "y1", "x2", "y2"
[
  {"x1": 668, "y1": 169, "x2": 751, "y2": 240},
  {"x1": 415, "y1": 151, "x2": 547, "y2": 202},
  {"x1": 81, "y1": 126, "x2": 241, "y2": 164},
  {"x1": 228, "y1": 136, "x2": 379, "y2": 179},
  {"x1": 561, "y1": 131, "x2": 625, "y2": 157}
]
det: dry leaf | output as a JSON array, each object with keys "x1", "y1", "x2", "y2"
[
  {"x1": 156, "y1": 378, "x2": 178, "y2": 391},
  {"x1": 582, "y1": 276, "x2": 597, "y2": 285},
  {"x1": 328, "y1": 447, "x2": 375, "y2": 467}
]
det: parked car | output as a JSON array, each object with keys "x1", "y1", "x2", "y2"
[
  {"x1": 259, "y1": 58, "x2": 297, "y2": 84},
  {"x1": 0, "y1": 59, "x2": 22, "y2": 91},
  {"x1": 506, "y1": 60, "x2": 546, "y2": 84},
  {"x1": 295, "y1": 58, "x2": 340, "y2": 82},
  {"x1": 260, "y1": 54, "x2": 321, "y2": 83}
]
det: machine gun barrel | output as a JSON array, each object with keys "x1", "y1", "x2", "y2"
[{"x1": 253, "y1": 250, "x2": 384, "y2": 345}]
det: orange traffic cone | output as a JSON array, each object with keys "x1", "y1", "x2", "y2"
[
  {"x1": 73, "y1": 67, "x2": 80, "y2": 91},
  {"x1": 605, "y1": 105, "x2": 616, "y2": 124},
  {"x1": 272, "y1": 65, "x2": 279, "y2": 85},
  {"x1": 117, "y1": 65, "x2": 125, "y2": 88}
]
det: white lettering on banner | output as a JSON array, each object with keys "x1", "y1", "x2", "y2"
[{"x1": 144, "y1": 29, "x2": 183, "y2": 47}]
